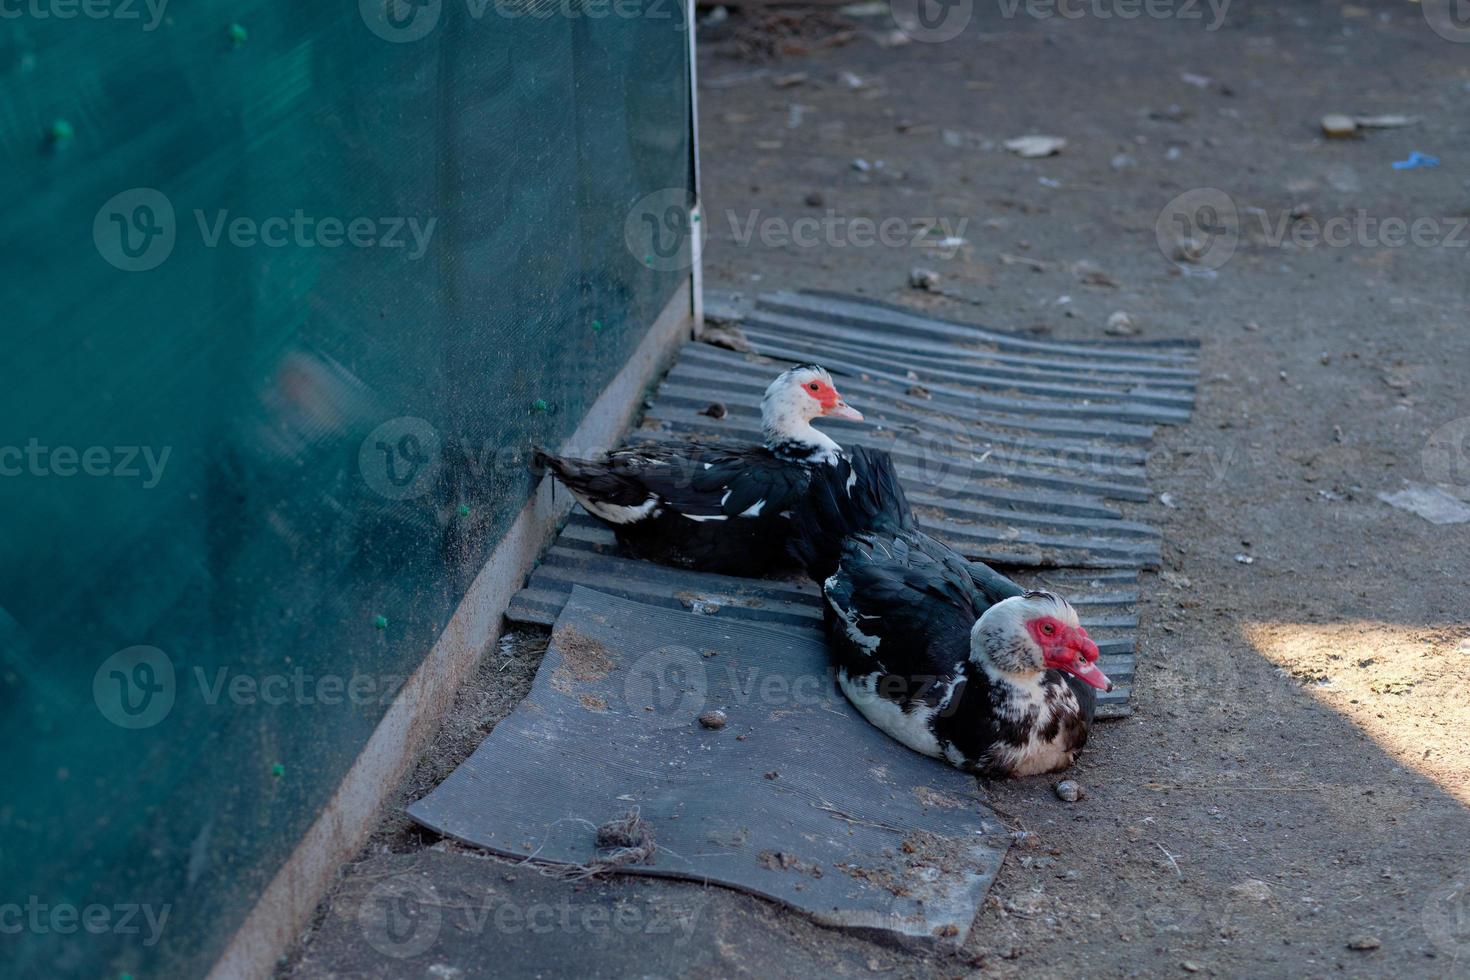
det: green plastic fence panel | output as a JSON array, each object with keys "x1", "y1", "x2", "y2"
[{"x1": 0, "y1": 3, "x2": 692, "y2": 976}]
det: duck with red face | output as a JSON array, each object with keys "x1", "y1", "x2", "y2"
[
  {"x1": 535, "y1": 364, "x2": 864, "y2": 576},
  {"x1": 792, "y1": 446, "x2": 1111, "y2": 779}
]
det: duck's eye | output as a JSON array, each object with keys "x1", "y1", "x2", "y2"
[
  {"x1": 809, "y1": 382, "x2": 820, "y2": 391},
  {"x1": 1041, "y1": 622, "x2": 1055, "y2": 635}
]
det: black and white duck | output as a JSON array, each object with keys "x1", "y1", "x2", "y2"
[
  {"x1": 535, "y1": 364, "x2": 862, "y2": 576},
  {"x1": 790, "y1": 446, "x2": 1111, "y2": 778}
]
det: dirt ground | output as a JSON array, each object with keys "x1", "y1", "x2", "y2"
[{"x1": 286, "y1": 4, "x2": 1470, "y2": 977}]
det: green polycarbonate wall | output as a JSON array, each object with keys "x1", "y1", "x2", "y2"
[{"x1": 0, "y1": 3, "x2": 692, "y2": 975}]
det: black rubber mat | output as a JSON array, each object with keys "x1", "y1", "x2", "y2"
[{"x1": 410, "y1": 588, "x2": 1010, "y2": 945}]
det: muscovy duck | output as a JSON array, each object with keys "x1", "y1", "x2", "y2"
[
  {"x1": 534, "y1": 364, "x2": 862, "y2": 575},
  {"x1": 789, "y1": 446, "x2": 1111, "y2": 778}
]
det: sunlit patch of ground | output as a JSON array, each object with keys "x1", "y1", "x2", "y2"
[{"x1": 1243, "y1": 622, "x2": 1470, "y2": 806}]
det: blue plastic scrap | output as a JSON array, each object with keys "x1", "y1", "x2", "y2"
[{"x1": 1392, "y1": 151, "x2": 1440, "y2": 170}]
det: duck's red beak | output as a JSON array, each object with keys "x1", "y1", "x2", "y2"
[
  {"x1": 822, "y1": 394, "x2": 863, "y2": 421},
  {"x1": 1066, "y1": 630, "x2": 1111, "y2": 692}
]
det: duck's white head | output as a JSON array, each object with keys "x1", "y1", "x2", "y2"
[
  {"x1": 969, "y1": 591, "x2": 1110, "y2": 691},
  {"x1": 760, "y1": 364, "x2": 863, "y2": 460}
]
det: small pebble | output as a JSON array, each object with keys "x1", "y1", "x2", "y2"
[
  {"x1": 1105, "y1": 311, "x2": 1138, "y2": 336},
  {"x1": 698, "y1": 402, "x2": 728, "y2": 419},
  {"x1": 1321, "y1": 113, "x2": 1358, "y2": 139},
  {"x1": 1347, "y1": 936, "x2": 1381, "y2": 951},
  {"x1": 804, "y1": 190, "x2": 825, "y2": 207},
  {"x1": 909, "y1": 267, "x2": 941, "y2": 290},
  {"x1": 698, "y1": 710, "x2": 727, "y2": 730},
  {"x1": 1054, "y1": 779, "x2": 1083, "y2": 802}
]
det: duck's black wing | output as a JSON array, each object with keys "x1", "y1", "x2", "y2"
[{"x1": 823, "y1": 530, "x2": 984, "y2": 682}]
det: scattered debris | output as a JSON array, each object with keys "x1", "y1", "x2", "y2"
[
  {"x1": 1180, "y1": 71, "x2": 1212, "y2": 89},
  {"x1": 594, "y1": 809, "x2": 658, "y2": 866},
  {"x1": 698, "y1": 710, "x2": 728, "y2": 730},
  {"x1": 852, "y1": 157, "x2": 872, "y2": 172},
  {"x1": 699, "y1": 322, "x2": 755, "y2": 353},
  {"x1": 1346, "y1": 936, "x2": 1382, "y2": 952},
  {"x1": 1355, "y1": 114, "x2": 1418, "y2": 129},
  {"x1": 1181, "y1": 961, "x2": 1202, "y2": 973},
  {"x1": 1159, "y1": 570, "x2": 1192, "y2": 590},
  {"x1": 1105, "y1": 311, "x2": 1139, "y2": 336},
  {"x1": 1004, "y1": 135, "x2": 1066, "y2": 158},
  {"x1": 906, "y1": 384, "x2": 931, "y2": 399},
  {"x1": 1111, "y1": 153, "x2": 1137, "y2": 170},
  {"x1": 999, "y1": 252, "x2": 1049, "y2": 271},
  {"x1": 1321, "y1": 113, "x2": 1359, "y2": 139},
  {"x1": 773, "y1": 71, "x2": 808, "y2": 89},
  {"x1": 1377, "y1": 483, "x2": 1470, "y2": 525},
  {"x1": 909, "y1": 266, "x2": 942, "y2": 291},
  {"x1": 1232, "y1": 878, "x2": 1274, "y2": 902},
  {"x1": 698, "y1": 402, "x2": 728, "y2": 420},
  {"x1": 1392, "y1": 151, "x2": 1439, "y2": 170},
  {"x1": 838, "y1": 70, "x2": 865, "y2": 89},
  {"x1": 1053, "y1": 780, "x2": 1084, "y2": 803},
  {"x1": 1234, "y1": 553, "x2": 1255, "y2": 565},
  {"x1": 804, "y1": 190, "x2": 826, "y2": 207},
  {"x1": 1073, "y1": 259, "x2": 1119, "y2": 288},
  {"x1": 1159, "y1": 492, "x2": 1178, "y2": 509}
]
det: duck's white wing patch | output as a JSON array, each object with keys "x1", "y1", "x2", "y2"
[
  {"x1": 838, "y1": 669, "x2": 945, "y2": 761},
  {"x1": 824, "y1": 576, "x2": 880, "y2": 653},
  {"x1": 738, "y1": 500, "x2": 765, "y2": 517},
  {"x1": 582, "y1": 495, "x2": 660, "y2": 525}
]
